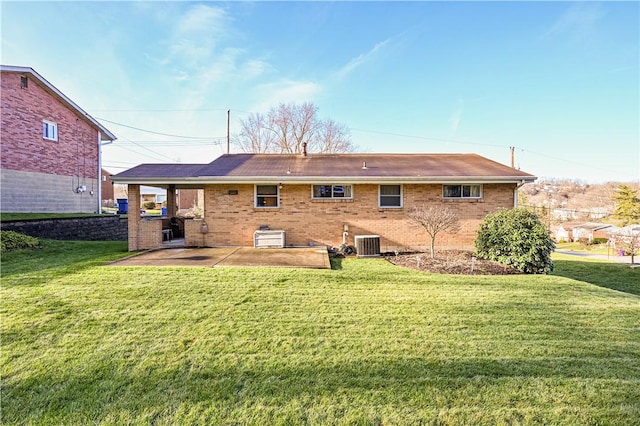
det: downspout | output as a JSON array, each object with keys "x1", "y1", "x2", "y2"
[
  {"x1": 514, "y1": 179, "x2": 526, "y2": 208},
  {"x1": 97, "y1": 131, "x2": 102, "y2": 214},
  {"x1": 97, "y1": 132, "x2": 113, "y2": 214}
]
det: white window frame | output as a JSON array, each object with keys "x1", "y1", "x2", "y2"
[
  {"x1": 43, "y1": 120, "x2": 58, "y2": 141},
  {"x1": 442, "y1": 184, "x2": 483, "y2": 199},
  {"x1": 255, "y1": 184, "x2": 279, "y2": 208},
  {"x1": 311, "y1": 184, "x2": 353, "y2": 200},
  {"x1": 378, "y1": 184, "x2": 403, "y2": 208}
]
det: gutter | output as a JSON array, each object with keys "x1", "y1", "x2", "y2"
[{"x1": 111, "y1": 175, "x2": 538, "y2": 186}]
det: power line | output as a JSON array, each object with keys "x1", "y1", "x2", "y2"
[
  {"x1": 95, "y1": 110, "x2": 636, "y2": 179},
  {"x1": 91, "y1": 107, "x2": 231, "y2": 112},
  {"x1": 351, "y1": 128, "x2": 505, "y2": 149},
  {"x1": 108, "y1": 135, "x2": 177, "y2": 162},
  {"x1": 352, "y1": 127, "x2": 632, "y2": 178},
  {"x1": 96, "y1": 117, "x2": 214, "y2": 140}
]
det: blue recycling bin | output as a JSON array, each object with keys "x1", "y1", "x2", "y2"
[
  {"x1": 116, "y1": 198, "x2": 128, "y2": 214},
  {"x1": 161, "y1": 207, "x2": 167, "y2": 216}
]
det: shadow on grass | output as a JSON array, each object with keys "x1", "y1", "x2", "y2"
[
  {"x1": 3, "y1": 353, "x2": 639, "y2": 424},
  {"x1": 552, "y1": 259, "x2": 640, "y2": 296},
  {"x1": 1, "y1": 240, "x2": 129, "y2": 283}
]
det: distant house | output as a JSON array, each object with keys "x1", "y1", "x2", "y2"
[
  {"x1": 140, "y1": 186, "x2": 167, "y2": 206},
  {"x1": 1, "y1": 65, "x2": 116, "y2": 213},
  {"x1": 607, "y1": 225, "x2": 640, "y2": 258},
  {"x1": 101, "y1": 168, "x2": 115, "y2": 206},
  {"x1": 572, "y1": 222, "x2": 612, "y2": 243},
  {"x1": 553, "y1": 222, "x2": 582, "y2": 242},
  {"x1": 112, "y1": 151, "x2": 536, "y2": 251}
]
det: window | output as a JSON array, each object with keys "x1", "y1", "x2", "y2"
[
  {"x1": 43, "y1": 120, "x2": 58, "y2": 141},
  {"x1": 443, "y1": 184, "x2": 482, "y2": 199},
  {"x1": 379, "y1": 185, "x2": 402, "y2": 208},
  {"x1": 21, "y1": 76, "x2": 28, "y2": 89},
  {"x1": 255, "y1": 185, "x2": 279, "y2": 208},
  {"x1": 312, "y1": 184, "x2": 353, "y2": 199}
]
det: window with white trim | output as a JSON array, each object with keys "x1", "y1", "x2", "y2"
[
  {"x1": 443, "y1": 184, "x2": 482, "y2": 199},
  {"x1": 312, "y1": 184, "x2": 353, "y2": 199},
  {"x1": 379, "y1": 185, "x2": 402, "y2": 208},
  {"x1": 255, "y1": 185, "x2": 279, "y2": 208},
  {"x1": 43, "y1": 120, "x2": 58, "y2": 141}
]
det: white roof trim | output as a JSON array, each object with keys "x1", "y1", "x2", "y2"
[
  {"x1": 1, "y1": 65, "x2": 116, "y2": 141},
  {"x1": 111, "y1": 175, "x2": 536, "y2": 185}
]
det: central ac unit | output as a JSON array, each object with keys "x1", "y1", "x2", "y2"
[{"x1": 355, "y1": 235, "x2": 381, "y2": 257}]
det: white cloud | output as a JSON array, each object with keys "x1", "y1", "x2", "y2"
[
  {"x1": 168, "y1": 4, "x2": 230, "y2": 65},
  {"x1": 334, "y1": 38, "x2": 393, "y2": 79},
  {"x1": 242, "y1": 59, "x2": 272, "y2": 80},
  {"x1": 448, "y1": 101, "x2": 464, "y2": 137},
  {"x1": 541, "y1": 3, "x2": 605, "y2": 43},
  {"x1": 176, "y1": 4, "x2": 228, "y2": 36},
  {"x1": 251, "y1": 80, "x2": 322, "y2": 112}
]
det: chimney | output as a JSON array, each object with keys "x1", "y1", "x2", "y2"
[{"x1": 302, "y1": 142, "x2": 307, "y2": 157}]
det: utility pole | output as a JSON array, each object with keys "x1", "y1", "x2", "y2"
[{"x1": 226, "y1": 109, "x2": 230, "y2": 154}]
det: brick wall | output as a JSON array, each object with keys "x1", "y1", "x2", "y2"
[
  {"x1": 200, "y1": 183, "x2": 516, "y2": 251},
  {"x1": 185, "y1": 218, "x2": 207, "y2": 247},
  {"x1": 128, "y1": 185, "x2": 141, "y2": 250},
  {"x1": 1, "y1": 71, "x2": 99, "y2": 177},
  {"x1": 1, "y1": 70, "x2": 100, "y2": 212}
]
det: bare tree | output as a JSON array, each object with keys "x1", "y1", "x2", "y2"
[
  {"x1": 609, "y1": 226, "x2": 640, "y2": 265},
  {"x1": 315, "y1": 118, "x2": 351, "y2": 153},
  {"x1": 408, "y1": 205, "x2": 461, "y2": 258},
  {"x1": 235, "y1": 102, "x2": 354, "y2": 154},
  {"x1": 235, "y1": 112, "x2": 277, "y2": 153}
]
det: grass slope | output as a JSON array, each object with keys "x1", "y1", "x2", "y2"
[{"x1": 2, "y1": 243, "x2": 639, "y2": 425}]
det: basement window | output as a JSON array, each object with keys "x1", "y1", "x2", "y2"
[
  {"x1": 42, "y1": 120, "x2": 58, "y2": 141},
  {"x1": 443, "y1": 184, "x2": 482, "y2": 199},
  {"x1": 255, "y1": 185, "x2": 279, "y2": 208}
]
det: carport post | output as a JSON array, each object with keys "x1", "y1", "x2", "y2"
[
  {"x1": 167, "y1": 184, "x2": 177, "y2": 217},
  {"x1": 127, "y1": 184, "x2": 141, "y2": 251}
]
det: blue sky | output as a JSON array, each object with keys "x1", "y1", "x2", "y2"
[{"x1": 2, "y1": 1, "x2": 638, "y2": 182}]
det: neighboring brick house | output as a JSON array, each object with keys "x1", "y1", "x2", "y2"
[
  {"x1": 101, "y1": 168, "x2": 115, "y2": 206},
  {"x1": 1, "y1": 65, "x2": 116, "y2": 213},
  {"x1": 112, "y1": 151, "x2": 536, "y2": 252},
  {"x1": 571, "y1": 222, "x2": 612, "y2": 243}
]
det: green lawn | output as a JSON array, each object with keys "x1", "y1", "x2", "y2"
[{"x1": 2, "y1": 242, "x2": 639, "y2": 425}]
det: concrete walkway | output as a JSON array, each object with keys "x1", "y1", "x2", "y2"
[
  {"x1": 108, "y1": 247, "x2": 331, "y2": 269},
  {"x1": 555, "y1": 249, "x2": 636, "y2": 265}
]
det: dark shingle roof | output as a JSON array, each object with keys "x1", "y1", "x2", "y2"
[
  {"x1": 196, "y1": 153, "x2": 534, "y2": 178},
  {"x1": 112, "y1": 153, "x2": 535, "y2": 184},
  {"x1": 114, "y1": 163, "x2": 208, "y2": 178}
]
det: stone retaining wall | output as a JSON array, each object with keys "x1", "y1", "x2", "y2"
[{"x1": 1, "y1": 215, "x2": 128, "y2": 241}]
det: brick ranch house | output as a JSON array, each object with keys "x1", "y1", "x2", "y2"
[
  {"x1": 112, "y1": 151, "x2": 536, "y2": 252},
  {"x1": 1, "y1": 65, "x2": 116, "y2": 213}
]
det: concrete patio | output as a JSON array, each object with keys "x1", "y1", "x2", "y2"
[{"x1": 108, "y1": 246, "x2": 331, "y2": 269}]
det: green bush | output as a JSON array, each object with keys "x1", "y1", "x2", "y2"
[
  {"x1": 475, "y1": 208, "x2": 555, "y2": 274},
  {"x1": 143, "y1": 201, "x2": 156, "y2": 210},
  {"x1": 0, "y1": 231, "x2": 40, "y2": 253}
]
